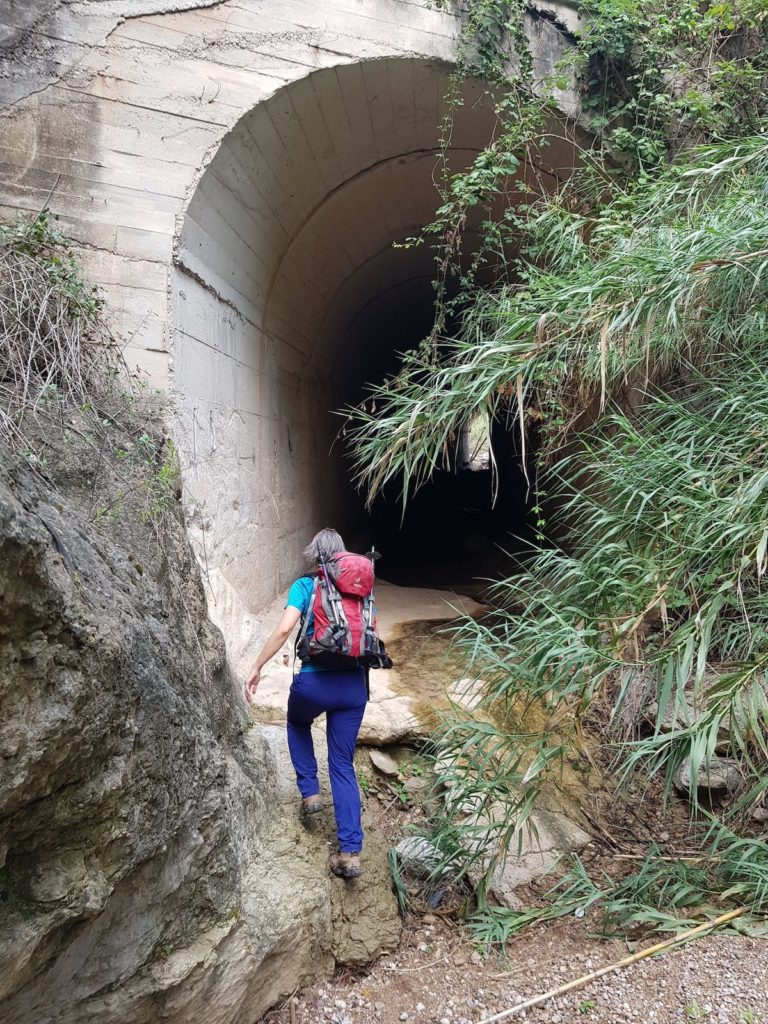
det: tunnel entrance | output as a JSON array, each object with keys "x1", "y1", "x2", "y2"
[
  {"x1": 172, "y1": 56, "x2": 575, "y2": 665},
  {"x1": 331, "y1": 284, "x2": 538, "y2": 595}
]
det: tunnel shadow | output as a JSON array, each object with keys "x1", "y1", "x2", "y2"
[{"x1": 334, "y1": 288, "x2": 539, "y2": 599}]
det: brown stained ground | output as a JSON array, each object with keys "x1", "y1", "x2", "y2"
[{"x1": 382, "y1": 618, "x2": 593, "y2": 817}]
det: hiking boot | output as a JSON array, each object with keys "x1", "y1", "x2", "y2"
[
  {"x1": 330, "y1": 852, "x2": 362, "y2": 879},
  {"x1": 301, "y1": 795, "x2": 323, "y2": 817}
]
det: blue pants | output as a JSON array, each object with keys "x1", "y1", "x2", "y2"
[{"x1": 286, "y1": 668, "x2": 367, "y2": 853}]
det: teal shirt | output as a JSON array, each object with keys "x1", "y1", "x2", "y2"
[{"x1": 286, "y1": 575, "x2": 329, "y2": 673}]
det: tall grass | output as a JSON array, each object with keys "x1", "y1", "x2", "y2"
[
  {"x1": 350, "y1": 133, "x2": 768, "y2": 933},
  {"x1": 347, "y1": 135, "x2": 768, "y2": 502}
]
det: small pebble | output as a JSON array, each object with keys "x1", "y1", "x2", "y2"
[{"x1": 400, "y1": 1014, "x2": 408, "y2": 1021}]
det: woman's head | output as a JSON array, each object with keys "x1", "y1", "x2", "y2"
[{"x1": 304, "y1": 527, "x2": 345, "y2": 566}]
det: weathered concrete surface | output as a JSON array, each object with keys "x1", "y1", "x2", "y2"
[
  {"x1": 0, "y1": 451, "x2": 398, "y2": 1024},
  {"x1": 247, "y1": 579, "x2": 485, "y2": 745},
  {"x1": 0, "y1": 0, "x2": 583, "y2": 668}
]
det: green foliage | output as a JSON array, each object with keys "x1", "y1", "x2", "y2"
[
  {"x1": 351, "y1": 133, "x2": 768, "y2": 939},
  {"x1": 442, "y1": 336, "x2": 768, "y2": 805},
  {"x1": 388, "y1": 846, "x2": 409, "y2": 915},
  {"x1": 685, "y1": 999, "x2": 709, "y2": 1021},
  {"x1": 138, "y1": 435, "x2": 181, "y2": 525},
  {"x1": 349, "y1": 136, "x2": 768, "y2": 500},
  {"x1": 739, "y1": 1009, "x2": 758, "y2": 1024},
  {"x1": 466, "y1": 826, "x2": 768, "y2": 949},
  {"x1": 571, "y1": 0, "x2": 768, "y2": 162},
  {"x1": 394, "y1": 0, "x2": 768, "y2": 348},
  {"x1": 0, "y1": 209, "x2": 102, "y2": 320}
]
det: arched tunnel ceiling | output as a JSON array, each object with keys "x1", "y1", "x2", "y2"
[
  {"x1": 180, "y1": 59, "x2": 494, "y2": 357},
  {"x1": 180, "y1": 57, "x2": 578, "y2": 395}
]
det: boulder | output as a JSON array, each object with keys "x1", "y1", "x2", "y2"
[
  {"x1": 434, "y1": 751, "x2": 590, "y2": 908},
  {"x1": 0, "y1": 461, "x2": 398, "y2": 1024},
  {"x1": 394, "y1": 837, "x2": 445, "y2": 879},
  {"x1": 644, "y1": 686, "x2": 742, "y2": 755},
  {"x1": 480, "y1": 810, "x2": 591, "y2": 909},
  {"x1": 672, "y1": 756, "x2": 742, "y2": 796}
]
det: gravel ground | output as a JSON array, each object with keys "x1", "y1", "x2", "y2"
[
  {"x1": 263, "y1": 737, "x2": 766, "y2": 1024},
  {"x1": 266, "y1": 913, "x2": 767, "y2": 1024}
]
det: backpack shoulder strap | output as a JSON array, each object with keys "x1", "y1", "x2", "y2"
[{"x1": 295, "y1": 576, "x2": 319, "y2": 650}]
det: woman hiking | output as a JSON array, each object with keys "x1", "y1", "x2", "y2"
[{"x1": 244, "y1": 528, "x2": 377, "y2": 880}]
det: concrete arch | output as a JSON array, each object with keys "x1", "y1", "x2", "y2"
[{"x1": 172, "y1": 54, "x2": 580, "y2": 668}]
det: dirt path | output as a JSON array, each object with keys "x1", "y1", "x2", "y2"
[
  {"x1": 254, "y1": 585, "x2": 767, "y2": 1024},
  {"x1": 267, "y1": 911, "x2": 766, "y2": 1024}
]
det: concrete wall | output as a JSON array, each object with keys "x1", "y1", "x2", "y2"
[{"x1": 0, "y1": 0, "x2": 583, "y2": 667}]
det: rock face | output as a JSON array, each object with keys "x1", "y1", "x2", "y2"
[{"x1": 0, "y1": 461, "x2": 399, "y2": 1024}]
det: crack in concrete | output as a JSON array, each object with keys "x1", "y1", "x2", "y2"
[
  {"x1": 103, "y1": 0, "x2": 233, "y2": 45},
  {"x1": 0, "y1": 0, "x2": 61, "y2": 52},
  {"x1": 173, "y1": 255, "x2": 248, "y2": 324}
]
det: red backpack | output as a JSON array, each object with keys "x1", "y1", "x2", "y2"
[{"x1": 296, "y1": 550, "x2": 392, "y2": 669}]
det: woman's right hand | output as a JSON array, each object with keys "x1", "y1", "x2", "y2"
[{"x1": 244, "y1": 665, "x2": 261, "y2": 703}]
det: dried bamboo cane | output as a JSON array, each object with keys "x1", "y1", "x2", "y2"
[{"x1": 477, "y1": 906, "x2": 748, "y2": 1024}]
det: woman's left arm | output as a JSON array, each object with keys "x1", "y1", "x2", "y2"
[{"x1": 244, "y1": 606, "x2": 301, "y2": 702}]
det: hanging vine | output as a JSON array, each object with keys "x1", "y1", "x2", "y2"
[{"x1": 412, "y1": 0, "x2": 768, "y2": 351}]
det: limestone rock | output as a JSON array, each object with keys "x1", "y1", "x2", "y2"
[
  {"x1": 437, "y1": 749, "x2": 590, "y2": 908},
  {"x1": 0, "y1": 463, "x2": 398, "y2": 1024},
  {"x1": 403, "y1": 775, "x2": 427, "y2": 796},
  {"x1": 369, "y1": 749, "x2": 400, "y2": 777},
  {"x1": 644, "y1": 685, "x2": 742, "y2": 755},
  {"x1": 672, "y1": 757, "x2": 742, "y2": 796},
  {"x1": 395, "y1": 837, "x2": 444, "y2": 879},
  {"x1": 449, "y1": 677, "x2": 487, "y2": 711},
  {"x1": 478, "y1": 810, "x2": 590, "y2": 910}
]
